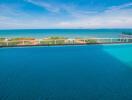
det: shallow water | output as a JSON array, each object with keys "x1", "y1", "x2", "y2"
[{"x1": 0, "y1": 44, "x2": 132, "y2": 100}]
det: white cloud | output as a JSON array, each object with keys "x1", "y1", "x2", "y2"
[
  {"x1": 56, "y1": 16, "x2": 132, "y2": 29},
  {"x1": 26, "y1": 0, "x2": 97, "y2": 16},
  {"x1": 26, "y1": 0, "x2": 61, "y2": 13},
  {"x1": 0, "y1": 2, "x2": 132, "y2": 29},
  {"x1": 0, "y1": 16, "x2": 55, "y2": 29},
  {"x1": 105, "y1": 2, "x2": 132, "y2": 12},
  {"x1": 55, "y1": 2, "x2": 132, "y2": 28}
]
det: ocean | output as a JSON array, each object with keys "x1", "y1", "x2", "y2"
[
  {"x1": 0, "y1": 29, "x2": 132, "y2": 38},
  {"x1": 0, "y1": 44, "x2": 132, "y2": 100}
]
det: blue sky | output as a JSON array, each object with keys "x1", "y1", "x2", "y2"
[{"x1": 0, "y1": 0, "x2": 132, "y2": 29}]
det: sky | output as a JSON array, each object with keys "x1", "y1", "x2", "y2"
[{"x1": 0, "y1": 0, "x2": 132, "y2": 29}]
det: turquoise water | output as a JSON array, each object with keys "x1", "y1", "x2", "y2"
[
  {"x1": 0, "y1": 29, "x2": 132, "y2": 38},
  {"x1": 0, "y1": 44, "x2": 132, "y2": 100}
]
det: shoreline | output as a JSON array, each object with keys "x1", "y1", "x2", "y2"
[{"x1": 0, "y1": 36, "x2": 132, "y2": 48}]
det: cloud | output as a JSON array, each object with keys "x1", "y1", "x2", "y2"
[
  {"x1": 57, "y1": 15, "x2": 132, "y2": 29},
  {"x1": 0, "y1": 16, "x2": 55, "y2": 29},
  {"x1": 56, "y1": 2, "x2": 132, "y2": 29},
  {"x1": 105, "y1": 2, "x2": 132, "y2": 12},
  {"x1": 0, "y1": 1, "x2": 132, "y2": 29},
  {"x1": 26, "y1": 0, "x2": 61, "y2": 13},
  {"x1": 56, "y1": 16, "x2": 132, "y2": 29},
  {"x1": 26, "y1": 0, "x2": 97, "y2": 17}
]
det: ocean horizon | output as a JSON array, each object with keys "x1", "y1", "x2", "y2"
[{"x1": 0, "y1": 29, "x2": 132, "y2": 38}]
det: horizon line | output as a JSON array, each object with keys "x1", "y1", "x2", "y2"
[{"x1": 0, "y1": 28, "x2": 132, "y2": 30}]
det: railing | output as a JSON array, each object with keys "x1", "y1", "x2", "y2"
[{"x1": 0, "y1": 38, "x2": 132, "y2": 47}]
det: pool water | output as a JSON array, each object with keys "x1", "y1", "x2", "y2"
[{"x1": 0, "y1": 44, "x2": 132, "y2": 100}]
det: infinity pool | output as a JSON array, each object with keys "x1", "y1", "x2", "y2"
[{"x1": 0, "y1": 44, "x2": 132, "y2": 100}]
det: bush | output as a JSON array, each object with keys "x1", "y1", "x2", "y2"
[
  {"x1": 85, "y1": 39, "x2": 97, "y2": 43},
  {"x1": 48, "y1": 36, "x2": 67, "y2": 39},
  {"x1": 0, "y1": 42, "x2": 7, "y2": 46},
  {"x1": 8, "y1": 41, "x2": 22, "y2": 46},
  {"x1": 56, "y1": 40, "x2": 65, "y2": 44},
  {"x1": 0, "y1": 38, "x2": 6, "y2": 41},
  {"x1": 40, "y1": 40, "x2": 55, "y2": 45}
]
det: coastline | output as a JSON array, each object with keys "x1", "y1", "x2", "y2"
[{"x1": 0, "y1": 32, "x2": 132, "y2": 48}]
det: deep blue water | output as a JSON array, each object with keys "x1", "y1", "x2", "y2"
[
  {"x1": 0, "y1": 29, "x2": 132, "y2": 38},
  {"x1": 0, "y1": 44, "x2": 132, "y2": 100}
]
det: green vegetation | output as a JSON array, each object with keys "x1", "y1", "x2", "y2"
[
  {"x1": 0, "y1": 38, "x2": 7, "y2": 46},
  {"x1": 0, "y1": 38, "x2": 6, "y2": 41},
  {"x1": 9, "y1": 38, "x2": 35, "y2": 41},
  {"x1": 8, "y1": 41, "x2": 22, "y2": 46},
  {"x1": 47, "y1": 36, "x2": 67, "y2": 39},
  {"x1": 85, "y1": 39, "x2": 98, "y2": 43},
  {"x1": 56, "y1": 40, "x2": 65, "y2": 44},
  {"x1": 23, "y1": 41, "x2": 33, "y2": 45},
  {"x1": 0, "y1": 42, "x2": 7, "y2": 46},
  {"x1": 98, "y1": 39, "x2": 112, "y2": 43},
  {"x1": 40, "y1": 40, "x2": 65, "y2": 45},
  {"x1": 0, "y1": 37, "x2": 132, "y2": 47},
  {"x1": 40, "y1": 40, "x2": 55, "y2": 45},
  {"x1": 40, "y1": 36, "x2": 67, "y2": 45}
]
